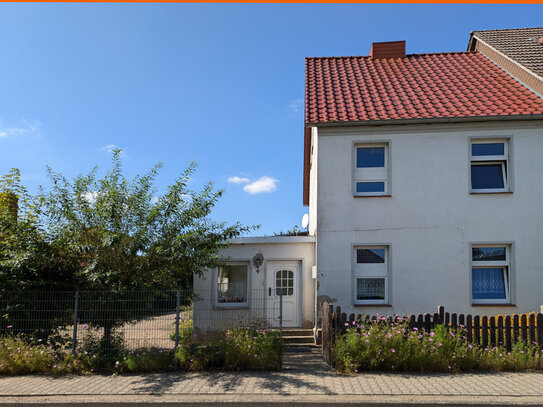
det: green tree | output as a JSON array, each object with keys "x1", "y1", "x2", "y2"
[
  {"x1": 0, "y1": 169, "x2": 78, "y2": 292},
  {"x1": 40, "y1": 150, "x2": 252, "y2": 291},
  {"x1": 1, "y1": 151, "x2": 254, "y2": 351}
]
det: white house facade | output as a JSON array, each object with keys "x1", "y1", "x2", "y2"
[{"x1": 312, "y1": 119, "x2": 543, "y2": 317}]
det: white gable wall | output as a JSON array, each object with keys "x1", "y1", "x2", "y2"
[{"x1": 315, "y1": 119, "x2": 543, "y2": 317}]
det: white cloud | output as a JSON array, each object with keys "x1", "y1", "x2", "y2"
[
  {"x1": 228, "y1": 176, "x2": 250, "y2": 184},
  {"x1": 101, "y1": 144, "x2": 126, "y2": 157},
  {"x1": 0, "y1": 119, "x2": 41, "y2": 139},
  {"x1": 151, "y1": 196, "x2": 159, "y2": 204},
  {"x1": 243, "y1": 176, "x2": 279, "y2": 194},
  {"x1": 288, "y1": 98, "x2": 303, "y2": 114}
]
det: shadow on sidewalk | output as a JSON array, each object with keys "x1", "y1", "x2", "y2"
[{"x1": 130, "y1": 348, "x2": 337, "y2": 396}]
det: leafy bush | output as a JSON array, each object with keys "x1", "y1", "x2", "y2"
[
  {"x1": 334, "y1": 320, "x2": 543, "y2": 373},
  {"x1": 0, "y1": 336, "x2": 93, "y2": 375},
  {"x1": 78, "y1": 327, "x2": 127, "y2": 372},
  {"x1": 174, "y1": 327, "x2": 282, "y2": 371},
  {"x1": 223, "y1": 327, "x2": 282, "y2": 370},
  {"x1": 120, "y1": 347, "x2": 175, "y2": 373}
]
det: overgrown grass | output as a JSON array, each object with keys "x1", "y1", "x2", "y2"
[
  {"x1": 0, "y1": 324, "x2": 283, "y2": 375},
  {"x1": 0, "y1": 336, "x2": 94, "y2": 375},
  {"x1": 175, "y1": 327, "x2": 283, "y2": 371},
  {"x1": 334, "y1": 321, "x2": 543, "y2": 373}
]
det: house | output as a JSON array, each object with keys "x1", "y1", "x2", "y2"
[
  {"x1": 467, "y1": 27, "x2": 543, "y2": 97},
  {"x1": 194, "y1": 29, "x2": 543, "y2": 330}
]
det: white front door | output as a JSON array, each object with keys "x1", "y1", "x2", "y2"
[{"x1": 266, "y1": 261, "x2": 301, "y2": 328}]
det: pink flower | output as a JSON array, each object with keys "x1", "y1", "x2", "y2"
[
  {"x1": 391, "y1": 348, "x2": 396, "y2": 353},
  {"x1": 430, "y1": 332, "x2": 434, "y2": 337},
  {"x1": 6, "y1": 326, "x2": 12, "y2": 329}
]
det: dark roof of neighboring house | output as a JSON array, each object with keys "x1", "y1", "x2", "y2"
[
  {"x1": 305, "y1": 51, "x2": 543, "y2": 125},
  {"x1": 468, "y1": 27, "x2": 543, "y2": 78}
]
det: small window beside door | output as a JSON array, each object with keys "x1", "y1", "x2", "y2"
[{"x1": 216, "y1": 263, "x2": 249, "y2": 306}]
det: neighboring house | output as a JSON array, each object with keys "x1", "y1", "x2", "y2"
[
  {"x1": 468, "y1": 27, "x2": 543, "y2": 97},
  {"x1": 195, "y1": 29, "x2": 543, "y2": 330}
]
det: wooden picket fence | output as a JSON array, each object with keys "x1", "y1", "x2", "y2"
[{"x1": 321, "y1": 302, "x2": 543, "y2": 366}]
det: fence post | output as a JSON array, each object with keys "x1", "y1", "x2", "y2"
[
  {"x1": 71, "y1": 291, "x2": 79, "y2": 356},
  {"x1": 174, "y1": 290, "x2": 181, "y2": 351},
  {"x1": 279, "y1": 291, "x2": 283, "y2": 339}
]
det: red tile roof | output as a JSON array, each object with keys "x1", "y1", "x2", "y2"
[{"x1": 305, "y1": 51, "x2": 543, "y2": 125}]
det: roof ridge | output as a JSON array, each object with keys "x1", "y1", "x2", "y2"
[
  {"x1": 305, "y1": 51, "x2": 475, "y2": 60},
  {"x1": 472, "y1": 27, "x2": 543, "y2": 34}
]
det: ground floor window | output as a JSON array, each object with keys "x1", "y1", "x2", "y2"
[
  {"x1": 217, "y1": 263, "x2": 249, "y2": 305},
  {"x1": 353, "y1": 246, "x2": 389, "y2": 305},
  {"x1": 471, "y1": 245, "x2": 511, "y2": 304}
]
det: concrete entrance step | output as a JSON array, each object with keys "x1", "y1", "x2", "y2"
[
  {"x1": 281, "y1": 328, "x2": 314, "y2": 337},
  {"x1": 281, "y1": 328, "x2": 316, "y2": 347},
  {"x1": 283, "y1": 335, "x2": 315, "y2": 344}
]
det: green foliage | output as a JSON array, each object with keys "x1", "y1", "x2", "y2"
[
  {"x1": 0, "y1": 336, "x2": 92, "y2": 375},
  {"x1": 0, "y1": 169, "x2": 78, "y2": 292},
  {"x1": 40, "y1": 150, "x2": 253, "y2": 291},
  {"x1": 120, "y1": 347, "x2": 175, "y2": 373},
  {"x1": 1, "y1": 152, "x2": 253, "y2": 292},
  {"x1": 174, "y1": 327, "x2": 283, "y2": 371},
  {"x1": 78, "y1": 327, "x2": 127, "y2": 371},
  {"x1": 0, "y1": 152, "x2": 254, "y2": 347},
  {"x1": 333, "y1": 321, "x2": 543, "y2": 373}
]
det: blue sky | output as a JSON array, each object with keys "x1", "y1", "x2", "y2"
[{"x1": 1, "y1": 4, "x2": 542, "y2": 236}]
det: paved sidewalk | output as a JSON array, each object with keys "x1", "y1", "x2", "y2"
[{"x1": 0, "y1": 349, "x2": 543, "y2": 405}]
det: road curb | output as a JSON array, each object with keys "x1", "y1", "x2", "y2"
[{"x1": 1, "y1": 394, "x2": 543, "y2": 406}]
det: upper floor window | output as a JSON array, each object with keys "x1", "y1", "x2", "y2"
[
  {"x1": 354, "y1": 144, "x2": 389, "y2": 196},
  {"x1": 470, "y1": 140, "x2": 509, "y2": 193}
]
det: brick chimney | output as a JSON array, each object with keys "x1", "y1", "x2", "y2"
[{"x1": 369, "y1": 40, "x2": 406, "y2": 59}]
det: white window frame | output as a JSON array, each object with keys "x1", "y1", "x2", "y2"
[
  {"x1": 352, "y1": 245, "x2": 389, "y2": 305},
  {"x1": 214, "y1": 261, "x2": 250, "y2": 308},
  {"x1": 470, "y1": 139, "x2": 510, "y2": 193},
  {"x1": 354, "y1": 143, "x2": 389, "y2": 197},
  {"x1": 470, "y1": 244, "x2": 511, "y2": 305}
]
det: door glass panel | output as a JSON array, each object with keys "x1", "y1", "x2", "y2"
[{"x1": 275, "y1": 270, "x2": 294, "y2": 296}]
